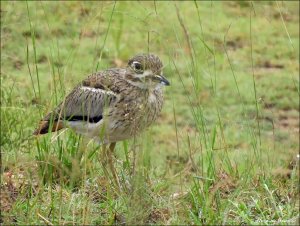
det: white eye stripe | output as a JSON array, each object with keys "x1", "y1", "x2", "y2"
[{"x1": 132, "y1": 61, "x2": 141, "y2": 65}]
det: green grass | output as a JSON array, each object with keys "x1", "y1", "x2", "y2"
[{"x1": 1, "y1": 1, "x2": 299, "y2": 225}]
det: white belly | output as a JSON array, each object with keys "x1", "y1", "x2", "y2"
[{"x1": 65, "y1": 120, "x2": 131, "y2": 144}]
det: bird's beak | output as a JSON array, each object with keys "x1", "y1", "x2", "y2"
[{"x1": 155, "y1": 75, "x2": 170, "y2": 86}]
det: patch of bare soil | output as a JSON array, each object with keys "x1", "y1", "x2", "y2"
[
  {"x1": 252, "y1": 60, "x2": 285, "y2": 77},
  {"x1": 259, "y1": 60, "x2": 284, "y2": 69},
  {"x1": 212, "y1": 36, "x2": 246, "y2": 52},
  {"x1": 147, "y1": 208, "x2": 170, "y2": 224},
  {"x1": 273, "y1": 9, "x2": 298, "y2": 22},
  {"x1": 79, "y1": 7, "x2": 90, "y2": 17},
  {"x1": 37, "y1": 55, "x2": 47, "y2": 64},
  {"x1": 13, "y1": 58, "x2": 24, "y2": 70},
  {"x1": 224, "y1": 1, "x2": 299, "y2": 22},
  {"x1": 22, "y1": 30, "x2": 41, "y2": 39},
  {"x1": 79, "y1": 29, "x2": 96, "y2": 38},
  {"x1": 262, "y1": 108, "x2": 299, "y2": 135},
  {"x1": 222, "y1": 1, "x2": 251, "y2": 17},
  {"x1": 0, "y1": 167, "x2": 39, "y2": 222},
  {"x1": 0, "y1": 169, "x2": 36, "y2": 223},
  {"x1": 225, "y1": 36, "x2": 245, "y2": 51},
  {"x1": 277, "y1": 110, "x2": 299, "y2": 134}
]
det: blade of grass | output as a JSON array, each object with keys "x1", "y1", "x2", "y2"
[{"x1": 95, "y1": 1, "x2": 116, "y2": 71}]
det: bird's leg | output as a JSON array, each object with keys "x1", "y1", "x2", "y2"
[
  {"x1": 108, "y1": 142, "x2": 121, "y2": 190},
  {"x1": 100, "y1": 144, "x2": 110, "y2": 179}
]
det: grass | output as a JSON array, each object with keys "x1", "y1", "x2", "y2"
[{"x1": 1, "y1": 1, "x2": 299, "y2": 225}]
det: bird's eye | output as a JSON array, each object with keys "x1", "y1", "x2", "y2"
[{"x1": 132, "y1": 61, "x2": 143, "y2": 73}]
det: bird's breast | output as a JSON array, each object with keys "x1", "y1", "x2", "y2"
[{"x1": 107, "y1": 88, "x2": 163, "y2": 136}]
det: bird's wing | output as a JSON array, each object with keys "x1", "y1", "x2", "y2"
[{"x1": 44, "y1": 69, "x2": 124, "y2": 123}]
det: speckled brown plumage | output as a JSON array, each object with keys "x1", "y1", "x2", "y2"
[{"x1": 33, "y1": 54, "x2": 169, "y2": 144}]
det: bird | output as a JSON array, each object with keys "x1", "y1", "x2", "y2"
[{"x1": 33, "y1": 53, "x2": 170, "y2": 189}]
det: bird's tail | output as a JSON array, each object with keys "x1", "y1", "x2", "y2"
[{"x1": 33, "y1": 120, "x2": 64, "y2": 135}]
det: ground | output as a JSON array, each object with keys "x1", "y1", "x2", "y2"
[{"x1": 1, "y1": 1, "x2": 299, "y2": 225}]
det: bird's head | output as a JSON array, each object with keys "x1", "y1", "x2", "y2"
[{"x1": 126, "y1": 54, "x2": 170, "y2": 89}]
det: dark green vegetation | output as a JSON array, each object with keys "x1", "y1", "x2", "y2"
[{"x1": 1, "y1": 1, "x2": 299, "y2": 224}]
